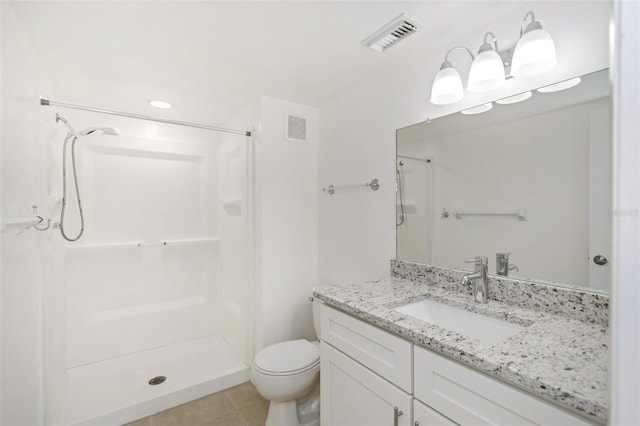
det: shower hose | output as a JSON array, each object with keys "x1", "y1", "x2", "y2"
[{"x1": 59, "y1": 132, "x2": 85, "y2": 241}]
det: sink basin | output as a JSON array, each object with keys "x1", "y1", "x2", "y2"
[{"x1": 393, "y1": 298, "x2": 525, "y2": 345}]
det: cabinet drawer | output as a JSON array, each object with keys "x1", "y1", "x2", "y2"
[
  {"x1": 414, "y1": 346, "x2": 597, "y2": 426},
  {"x1": 321, "y1": 304, "x2": 412, "y2": 392}
]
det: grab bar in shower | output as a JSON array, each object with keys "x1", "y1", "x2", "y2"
[
  {"x1": 323, "y1": 178, "x2": 380, "y2": 195},
  {"x1": 64, "y1": 238, "x2": 220, "y2": 251}
]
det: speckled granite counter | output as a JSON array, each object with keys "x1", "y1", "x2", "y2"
[{"x1": 313, "y1": 263, "x2": 609, "y2": 424}]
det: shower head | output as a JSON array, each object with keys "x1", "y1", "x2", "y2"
[{"x1": 79, "y1": 127, "x2": 119, "y2": 136}]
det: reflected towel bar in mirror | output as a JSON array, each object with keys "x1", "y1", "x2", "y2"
[{"x1": 441, "y1": 208, "x2": 527, "y2": 221}]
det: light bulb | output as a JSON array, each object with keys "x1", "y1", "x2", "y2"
[{"x1": 430, "y1": 62, "x2": 464, "y2": 105}]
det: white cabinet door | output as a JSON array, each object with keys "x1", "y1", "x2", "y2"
[
  {"x1": 321, "y1": 341, "x2": 412, "y2": 426},
  {"x1": 414, "y1": 399, "x2": 457, "y2": 426}
]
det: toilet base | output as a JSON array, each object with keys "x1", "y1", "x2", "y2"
[{"x1": 265, "y1": 386, "x2": 320, "y2": 426}]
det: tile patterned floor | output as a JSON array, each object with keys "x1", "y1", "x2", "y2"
[{"x1": 124, "y1": 382, "x2": 269, "y2": 426}]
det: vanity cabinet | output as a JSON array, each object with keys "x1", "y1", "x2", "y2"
[{"x1": 319, "y1": 303, "x2": 600, "y2": 426}]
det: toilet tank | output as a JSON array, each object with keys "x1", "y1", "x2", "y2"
[{"x1": 312, "y1": 297, "x2": 324, "y2": 340}]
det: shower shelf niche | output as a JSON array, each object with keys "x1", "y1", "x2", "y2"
[{"x1": 64, "y1": 237, "x2": 220, "y2": 251}]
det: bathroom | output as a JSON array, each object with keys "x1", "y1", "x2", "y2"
[{"x1": 1, "y1": 1, "x2": 638, "y2": 425}]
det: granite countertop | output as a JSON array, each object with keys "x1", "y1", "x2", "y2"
[{"x1": 313, "y1": 274, "x2": 608, "y2": 424}]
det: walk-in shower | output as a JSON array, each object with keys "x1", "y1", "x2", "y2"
[{"x1": 41, "y1": 101, "x2": 255, "y2": 425}]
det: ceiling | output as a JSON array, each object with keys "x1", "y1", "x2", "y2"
[{"x1": 9, "y1": 1, "x2": 523, "y2": 125}]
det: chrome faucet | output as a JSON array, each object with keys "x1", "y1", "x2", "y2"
[
  {"x1": 462, "y1": 256, "x2": 489, "y2": 304},
  {"x1": 496, "y1": 252, "x2": 519, "y2": 276}
]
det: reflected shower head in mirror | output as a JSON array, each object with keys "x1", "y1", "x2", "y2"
[{"x1": 79, "y1": 127, "x2": 119, "y2": 136}]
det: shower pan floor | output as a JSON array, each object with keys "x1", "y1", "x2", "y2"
[{"x1": 47, "y1": 335, "x2": 250, "y2": 426}]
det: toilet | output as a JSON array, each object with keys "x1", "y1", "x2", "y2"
[{"x1": 251, "y1": 299, "x2": 322, "y2": 426}]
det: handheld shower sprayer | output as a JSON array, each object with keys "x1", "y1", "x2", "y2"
[{"x1": 57, "y1": 116, "x2": 119, "y2": 241}]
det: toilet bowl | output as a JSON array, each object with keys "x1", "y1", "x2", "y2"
[{"x1": 251, "y1": 299, "x2": 322, "y2": 426}]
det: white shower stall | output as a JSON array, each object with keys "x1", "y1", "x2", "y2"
[{"x1": 41, "y1": 108, "x2": 255, "y2": 425}]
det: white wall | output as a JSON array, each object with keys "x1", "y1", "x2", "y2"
[
  {"x1": 255, "y1": 97, "x2": 318, "y2": 349},
  {"x1": 0, "y1": 3, "x2": 52, "y2": 424},
  {"x1": 318, "y1": 1, "x2": 611, "y2": 287}
]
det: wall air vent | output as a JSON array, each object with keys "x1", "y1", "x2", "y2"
[
  {"x1": 285, "y1": 114, "x2": 308, "y2": 143},
  {"x1": 361, "y1": 14, "x2": 422, "y2": 52}
]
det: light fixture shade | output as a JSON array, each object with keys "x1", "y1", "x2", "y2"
[
  {"x1": 495, "y1": 91, "x2": 532, "y2": 104},
  {"x1": 511, "y1": 27, "x2": 557, "y2": 78},
  {"x1": 430, "y1": 65, "x2": 464, "y2": 105},
  {"x1": 461, "y1": 102, "x2": 493, "y2": 115},
  {"x1": 467, "y1": 50, "x2": 505, "y2": 92},
  {"x1": 537, "y1": 77, "x2": 581, "y2": 93}
]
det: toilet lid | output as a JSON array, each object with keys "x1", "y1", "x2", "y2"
[{"x1": 254, "y1": 339, "x2": 320, "y2": 374}]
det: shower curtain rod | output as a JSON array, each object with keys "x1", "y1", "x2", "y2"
[{"x1": 40, "y1": 98, "x2": 251, "y2": 137}]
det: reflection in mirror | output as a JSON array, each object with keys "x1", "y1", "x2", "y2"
[{"x1": 396, "y1": 69, "x2": 611, "y2": 293}]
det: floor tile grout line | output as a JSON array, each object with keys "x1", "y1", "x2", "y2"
[{"x1": 225, "y1": 391, "x2": 240, "y2": 410}]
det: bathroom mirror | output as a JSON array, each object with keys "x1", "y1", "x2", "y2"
[{"x1": 396, "y1": 69, "x2": 611, "y2": 292}]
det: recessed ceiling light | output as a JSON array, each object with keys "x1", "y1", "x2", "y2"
[
  {"x1": 148, "y1": 100, "x2": 171, "y2": 109},
  {"x1": 461, "y1": 103, "x2": 493, "y2": 115},
  {"x1": 496, "y1": 91, "x2": 533, "y2": 105},
  {"x1": 537, "y1": 77, "x2": 581, "y2": 93}
]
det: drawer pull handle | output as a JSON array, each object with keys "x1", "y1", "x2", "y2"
[
  {"x1": 415, "y1": 422, "x2": 420, "y2": 426},
  {"x1": 394, "y1": 406, "x2": 404, "y2": 426}
]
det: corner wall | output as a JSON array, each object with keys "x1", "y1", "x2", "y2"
[
  {"x1": 1, "y1": 3, "x2": 53, "y2": 424},
  {"x1": 318, "y1": 1, "x2": 611, "y2": 287},
  {"x1": 255, "y1": 97, "x2": 319, "y2": 349}
]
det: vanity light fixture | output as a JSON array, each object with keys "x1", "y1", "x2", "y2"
[
  {"x1": 468, "y1": 32, "x2": 506, "y2": 93},
  {"x1": 148, "y1": 100, "x2": 171, "y2": 109},
  {"x1": 511, "y1": 11, "x2": 557, "y2": 78},
  {"x1": 537, "y1": 77, "x2": 581, "y2": 93},
  {"x1": 430, "y1": 11, "x2": 556, "y2": 105},
  {"x1": 430, "y1": 46, "x2": 474, "y2": 105}
]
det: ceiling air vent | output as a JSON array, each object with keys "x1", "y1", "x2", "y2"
[
  {"x1": 362, "y1": 14, "x2": 422, "y2": 52},
  {"x1": 285, "y1": 114, "x2": 308, "y2": 143}
]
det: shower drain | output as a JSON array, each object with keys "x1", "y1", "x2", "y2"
[{"x1": 148, "y1": 376, "x2": 167, "y2": 386}]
